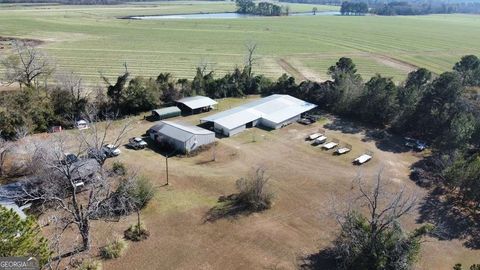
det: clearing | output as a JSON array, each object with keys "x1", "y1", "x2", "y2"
[{"x1": 32, "y1": 97, "x2": 480, "y2": 270}]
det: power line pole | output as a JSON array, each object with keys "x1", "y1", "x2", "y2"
[{"x1": 165, "y1": 155, "x2": 169, "y2": 186}]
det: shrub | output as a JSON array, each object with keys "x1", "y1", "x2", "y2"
[
  {"x1": 124, "y1": 223, "x2": 150, "y2": 241},
  {"x1": 235, "y1": 168, "x2": 273, "y2": 211},
  {"x1": 77, "y1": 259, "x2": 102, "y2": 270},
  {"x1": 127, "y1": 176, "x2": 155, "y2": 209},
  {"x1": 100, "y1": 237, "x2": 127, "y2": 259},
  {"x1": 112, "y1": 161, "x2": 127, "y2": 176}
]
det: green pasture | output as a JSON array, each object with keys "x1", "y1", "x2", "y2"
[{"x1": 0, "y1": 1, "x2": 479, "y2": 85}]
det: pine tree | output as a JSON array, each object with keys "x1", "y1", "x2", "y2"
[{"x1": 0, "y1": 206, "x2": 51, "y2": 266}]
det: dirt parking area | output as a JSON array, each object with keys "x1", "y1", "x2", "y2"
[{"x1": 34, "y1": 97, "x2": 479, "y2": 269}]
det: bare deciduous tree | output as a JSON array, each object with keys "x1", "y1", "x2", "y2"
[
  {"x1": 1, "y1": 41, "x2": 54, "y2": 88},
  {"x1": 15, "y1": 137, "x2": 106, "y2": 254},
  {"x1": 244, "y1": 41, "x2": 258, "y2": 79},
  {"x1": 0, "y1": 136, "x2": 13, "y2": 177},
  {"x1": 330, "y1": 170, "x2": 429, "y2": 270},
  {"x1": 77, "y1": 106, "x2": 133, "y2": 166},
  {"x1": 355, "y1": 170, "x2": 418, "y2": 239},
  {"x1": 55, "y1": 71, "x2": 90, "y2": 102},
  {"x1": 1, "y1": 127, "x2": 132, "y2": 261}
]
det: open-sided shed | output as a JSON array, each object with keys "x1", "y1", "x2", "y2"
[{"x1": 176, "y1": 96, "x2": 217, "y2": 114}]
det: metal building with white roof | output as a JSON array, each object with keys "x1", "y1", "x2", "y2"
[
  {"x1": 149, "y1": 121, "x2": 215, "y2": 153},
  {"x1": 200, "y1": 94, "x2": 317, "y2": 136},
  {"x1": 176, "y1": 96, "x2": 218, "y2": 114}
]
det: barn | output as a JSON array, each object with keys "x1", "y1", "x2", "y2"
[
  {"x1": 149, "y1": 121, "x2": 215, "y2": 153},
  {"x1": 200, "y1": 94, "x2": 316, "y2": 136},
  {"x1": 151, "y1": 106, "x2": 181, "y2": 120},
  {"x1": 176, "y1": 96, "x2": 217, "y2": 114}
]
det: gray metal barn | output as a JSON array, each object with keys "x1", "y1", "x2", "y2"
[
  {"x1": 200, "y1": 94, "x2": 317, "y2": 136},
  {"x1": 149, "y1": 121, "x2": 215, "y2": 153}
]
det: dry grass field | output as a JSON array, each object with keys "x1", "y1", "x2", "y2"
[{"x1": 33, "y1": 96, "x2": 479, "y2": 270}]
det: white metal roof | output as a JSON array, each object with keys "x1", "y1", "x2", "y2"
[
  {"x1": 176, "y1": 96, "x2": 218, "y2": 110},
  {"x1": 156, "y1": 121, "x2": 214, "y2": 142},
  {"x1": 0, "y1": 182, "x2": 27, "y2": 219},
  {"x1": 201, "y1": 94, "x2": 316, "y2": 130},
  {"x1": 0, "y1": 200, "x2": 27, "y2": 219}
]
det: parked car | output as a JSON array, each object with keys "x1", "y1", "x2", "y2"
[
  {"x1": 103, "y1": 144, "x2": 121, "y2": 157},
  {"x1": 304, "y1": 114, "x2": 319, "y2": 122},
  {"x1": 61, "y1": 153, "x2": 79, "y2": 165},
  {"x1": 297, "y1": 118, "x2": 314, "y2": 125},
  {"x1": 127, "y1": 137, "x2": 148, "y2": 150},
  {"x1": 75, "y1": 120, "x2": 89, "y2": 130},
  {"x1": 405, "y1": 137, "x2": 427, "y2": 151},
  {"x1": 87, "y1": 148, "x2": 107, "y2": 163}
]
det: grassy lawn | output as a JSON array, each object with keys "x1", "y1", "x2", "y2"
[
  {"x1": 25, "y1": 97, "x2": 477, "y2": 270},
  {"x1": 92, "y1": 98, "x2": 478, "y2": 270},
  {"x1": 1, "y1": 2, "x2": 479, "y2": 85}
]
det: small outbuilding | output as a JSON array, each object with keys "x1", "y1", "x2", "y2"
[
  {"x1": 149, "y1": 121, "x2": 215, "y2": 153},
  {"x1": 176, "y1": 96, "x2": 217, "y2": 114},
  {"x1": 151, "y1": 106, "x2": 181, "y2": 120}
]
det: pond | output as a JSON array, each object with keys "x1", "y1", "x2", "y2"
[{"x1": 126, "y1": 11, "x2": 340, "y2": 20}]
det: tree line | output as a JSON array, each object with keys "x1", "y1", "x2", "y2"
[
  {"x1": 340, "y1": 1, "x2": 368, "y2": 15},
  {"x1": 235, "y1": 0, "x2": 286, "y2": 16},
  {"x1": 2, "y1": 42, "x2": 480, "y2": 214},
  {"x1": 371, "y1": 1, "x2": 480, "y2": 16},
  {"x1": 263, "y1": 55, "x2": 480, "y2": 214},
  {"x1": 0, "y1": 42, "x2": 271, "y2": 139},
  {"x1": 280, "y1": 0, "x2": 480, "y2": 15},
  {"x1": 0, "y1": 0, "x2": 156, "y2": 4}
]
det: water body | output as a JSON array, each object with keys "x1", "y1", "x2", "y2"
[{"x1": 127, "y1": 11, "x2": 340, "y2": 20}]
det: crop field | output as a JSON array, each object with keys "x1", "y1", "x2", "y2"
[{"x1": 1, "y1": 1, "x2": 480, "y2": 85}]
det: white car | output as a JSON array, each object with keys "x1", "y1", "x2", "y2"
[
  {"x1": 103, "y1": 144, "x2": 121, "y2": 157},
  {"x1": 128, "y1": 137, "x2": 148, "y2": 150}
]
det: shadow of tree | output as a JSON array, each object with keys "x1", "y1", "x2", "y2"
[
  {"x1": 203, "y1": 194, "x2": 262, "y2": 222},
  {"x1": 323, "y1": 117, "x2": 410, "y2": 154},
  {"x1": 324, "y1": 117, "x2": 363, "y2": 134},
  {"x1": 298, "y1": 248, "x2": 337, "y2": 270},
  {"x1": 417, "y1": 186, "x2": 480, "y2": 249},
  {"x1": 142, "y1": 136, "x2": 178, "y2": 157}
]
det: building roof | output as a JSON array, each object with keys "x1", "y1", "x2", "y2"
[
  {"x1": 0, "y1": 200, "x2": 27, "y2": 219},
  {"x1": 0, "y1": 181, "x2": 27, "y2": 219},
  {"x1": 148, "y1": 123, "x2": 164, "y2": 133},
  {"x1": 176, "y1": 96, "x2": 218, "y2": 110},
  {"x1": 201, "y1": 94, "x2": 316, "y2": 129},
  {"x1": 152, "y1": 106, "x2": 181, "y2": 116},
  {"x1": 70, "y1": 159, "x2": 101, "y2": 181},
  {"x1": 154, "y1": 121, "x2": 214, "y2": 142}
]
